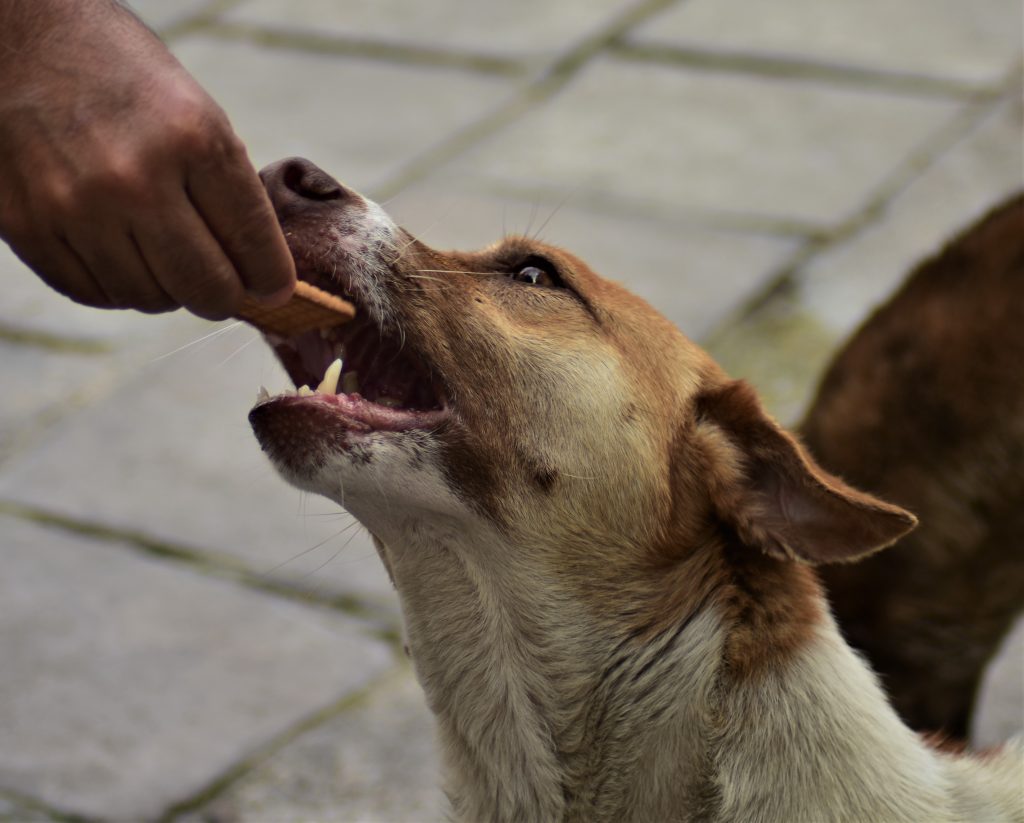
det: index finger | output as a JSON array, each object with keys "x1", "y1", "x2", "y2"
[{"x1": 187, "y1": 147, "x2": 296, "y2": 306}]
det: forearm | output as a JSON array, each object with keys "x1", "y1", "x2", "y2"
[{"x1": 0, "y1": 0, "x2": 141, "y2": 84}]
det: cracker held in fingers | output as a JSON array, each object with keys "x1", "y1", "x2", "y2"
[{"x1": 237, "y1": 281, "x2": 356, "y2": 335}]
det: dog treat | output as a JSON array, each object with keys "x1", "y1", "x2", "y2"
[{"x1": 236, "y1": 281, "x2": 356, "y2": 335}]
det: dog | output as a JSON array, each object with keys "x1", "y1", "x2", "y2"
[
  {"x1": 249, "y1": 157, "x2": 1024, "y2": 822},
  {"x1": 802, "y1": 193, "x2": 1024, "y2": 741}
]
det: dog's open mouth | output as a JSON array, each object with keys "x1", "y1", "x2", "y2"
[{"x1": 256, "y1": 292, "x2": 449, "y2": 433}]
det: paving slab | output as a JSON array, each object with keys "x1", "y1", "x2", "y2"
[
  {"x1": 225, "y1": 0, "x2": 634, "y2": 61},
  {"x1": 0, "y1": 794, "x2": 58, "y2": 823},
  {"x1": 388, "y1": 182, "x2": 800, "y2": 341},
  {"x1": 0, "y1": 514, "x2": 395, "y2": 822},
  {"x1": 0, "y1": 243, "x2": 209, "y2": 466},
  {"x1": 0, "y1": 342, "x2": 118, "y2": 466},
  {"x1": 972, "y1": 615, "x2": 1024, "y2": 750},
  {"x1": 0, "y1": 318, "x2": 399, "y2": 607},
  {"x1": 127, "y1": 0, "x2": 213, "y2": 32},
  {"x1": 440, "y1": 56, "x2": 960, "y2": 228},
  {"x1": 632, "y1": 0, "x2": 1023, "y2": 88},
  {"x1": 799, "y1": 96, "x2": 1024, "y2": 341},
  {"x1": 708, "y1": 94, "x2": 1023, "y2": 424},
  {"x1": 184, "y1": 666, "x2": 443, "y2": 823},
  {"x1": 169, "y1": 35, "x2": 516, "y2": 190}
]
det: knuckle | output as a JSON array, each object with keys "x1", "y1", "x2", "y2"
[
  {"x1": 39, "y1": 177, "x2": 79, "y2": 220},
  {"x1": 55, "y1": 162, "x2": 147, "y2": 209},
  {"x1": 168, "y1": 104, "x2": 238, "y2": 163},
  {"x1": 93, "y1": 159, "x2": 148, "y2": 199},
  {"x1": 229, "y1": 211, "x2": 274, "y2": 251}
]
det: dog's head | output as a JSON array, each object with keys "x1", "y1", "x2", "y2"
[{"x1": 250, "y1": 158, "x2": 915, "y2": 582}]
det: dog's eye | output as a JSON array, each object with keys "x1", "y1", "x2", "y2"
[
  {"x1": 514, "y1": 266, "x2": 546, "y2": 285},
  {"x1": 508, "y1": 257, "x2": 562, "y2": 288}
]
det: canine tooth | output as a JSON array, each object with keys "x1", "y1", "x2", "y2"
[
  {"x1": 298, "y1": 385, "x2": 314, "y2": 397},
  {"x1": 342, "y1": 371, "x2": 360, "y2": 395},
  {"x1": 256, "y1": 385, "x2": 270, "y2": 403},
  {"x1": 318, "y1": 358, "x2": 342, "y2": 394}
]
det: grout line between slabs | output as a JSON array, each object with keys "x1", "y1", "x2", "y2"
[
  {"x1": 0, "y1": 500, "x2": 398, "y2": 630},
  {"x1": 368, "y1": 0, "x2": 682, "y2": 203},
  {"x1": 610, "y1": 40, "x2": 1008, "y2": 102},
  {"x1": 157, "y1": 664, "x2": 411, "y2": 822},
  {"x1": 702, "y1": 78, "x2": 1022, "y2": 347}
]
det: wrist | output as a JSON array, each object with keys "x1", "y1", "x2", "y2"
[{"x1": 0, "y1": 0, "x2": 133, "y2": 89}]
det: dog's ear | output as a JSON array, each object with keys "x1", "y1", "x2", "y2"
[{"x1": 695, "y1": 380, "x2": 916, "y2": 564}]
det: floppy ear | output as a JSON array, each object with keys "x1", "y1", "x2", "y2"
[{"x1": 695, "y1": 380, "x2": 916, "y2": 564}]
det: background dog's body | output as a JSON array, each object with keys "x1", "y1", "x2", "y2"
[
  {"x1": 803, "y1": 194, "x2": 1024, "y2": 739},
  {"x1": 251, "y1": 159, "x2": 1024, "y2": 822}
]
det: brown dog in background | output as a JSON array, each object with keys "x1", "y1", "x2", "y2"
[{"x1": 803, "y1": 193, "x2": 1024, "y2": 740}]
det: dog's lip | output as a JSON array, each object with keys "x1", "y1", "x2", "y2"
[{"x1": 252, "y1": 390, "x2": 449, "y2": 433}]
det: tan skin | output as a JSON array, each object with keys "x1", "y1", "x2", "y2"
[{"x1": 0, "y1": 0, "x2": 295, "y2": 320}]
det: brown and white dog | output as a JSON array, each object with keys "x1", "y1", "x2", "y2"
[
  {"x1": 249, "y1": 158, "x2": 1023, "y2": 823},
  {"x1": 803, "y1": 194, "x2": 1024, "y2": 742}
]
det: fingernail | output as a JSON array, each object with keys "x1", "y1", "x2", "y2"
[{"x1": 248, "y1": 283, "x2": 294, "y2": 308}]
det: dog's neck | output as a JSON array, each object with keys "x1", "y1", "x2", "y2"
[{"x1": 376, "y1": 521, "x2": 942, "y2": 823}]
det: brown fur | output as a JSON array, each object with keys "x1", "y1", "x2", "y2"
[{"x1": 803, "y1": 193, "x2": 1024, "y2": 738}]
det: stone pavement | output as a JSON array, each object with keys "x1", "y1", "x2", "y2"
[{"x1": 0, "y1": 0, "x2": 1020, "y2": 820}]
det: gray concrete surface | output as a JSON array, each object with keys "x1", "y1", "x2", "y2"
[{"x1": 0, "y1": 1, "x2": 1020, "y2": 820}]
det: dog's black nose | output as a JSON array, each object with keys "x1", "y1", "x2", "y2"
[{"x1": 260, "y1": 157, "x2": 349, "y2": 216}]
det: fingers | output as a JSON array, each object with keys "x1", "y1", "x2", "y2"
[
  {"x1": 187, "y1": 137, "x2": 296, "y2": 307},
  {"x1": 62, "y1": 223, "x2": 177, "y2": 314},
  {"x1": 4, "y1": 214, "x2": 177, "y2": 314},
  {"x1": 5, "y1": 230, "x2": 113, "y2": 309},
  {"x1": 132, "y1": 192, "x2": 247, "y2": 321},
  {"x1": 6, "y1": 160, "x2": 285, "y2": 321}
]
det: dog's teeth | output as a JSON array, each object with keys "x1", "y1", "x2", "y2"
[
  {"x1": 378, "y1": 396, "x2": 403, "y2": 408},
  {"x1": 342, "y1": 371, "x2": 360, "y2": 395},
  {"x1": 256, "y1": 385, "x2": 270, "y2": 403},
  {"x1": 298, "y1": 385, "x2": 314, "y2": 397},
  {"x1": 317, "y1": 358, "x2": 342, "y2": 394}
]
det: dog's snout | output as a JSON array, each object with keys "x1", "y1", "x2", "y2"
[{"x1": 260, "y1": 157, "x2": 349, "y2": 215}]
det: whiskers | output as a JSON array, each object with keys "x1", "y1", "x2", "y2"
[
  {"x1": 215, "y1": 332, "x2": 260, "y2": 368},
  {"x1": 527, "y1": 186, "x2": 580, "y2": 242},
  {"x1": 149, "y1": 320, "x2": 246, "y2": 363},
  {"x1": 258, "y1": 509, "x2": 375, "y2": 597}
]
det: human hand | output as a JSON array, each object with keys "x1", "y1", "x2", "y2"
[{"x1": 0, "y1": 0, "x2": 295, "y2": 320}]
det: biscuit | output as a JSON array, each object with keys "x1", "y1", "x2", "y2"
[{"x1": 237, "y1": 281, "x2": 356, "y2": 335}]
